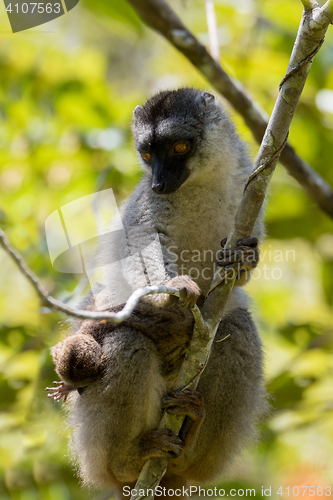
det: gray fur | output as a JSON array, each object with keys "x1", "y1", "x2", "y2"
[{"x1": 51, "y1": 88, "x2": 267, "y2": 495}]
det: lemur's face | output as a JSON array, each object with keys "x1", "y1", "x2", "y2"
[{"x1": 132, "y1": 89, "x2": 215, "y2": 195}]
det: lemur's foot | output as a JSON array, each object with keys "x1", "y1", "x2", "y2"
[
  {"x1": 139, "y1": 428, "x2": 183, "y2": 460},
  {"x1": 166, "y1": 275, "x2": 201, "y2": 308},
  {"x1": 217, "y1": 237, "x2": 259, "y2": 285},
  {"x1": 45, "y1": 381, "x2": 76, "y2": 402},
  {"x1": 161, "y1": 388, "x2": 205, "y2": 422}
]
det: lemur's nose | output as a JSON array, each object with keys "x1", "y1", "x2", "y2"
[{"x1": 152, "y1": 181, "x2": 165, "y2": 194}]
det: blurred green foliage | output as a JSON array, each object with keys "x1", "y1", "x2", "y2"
[{"x1": 0, "y1": 0, "x2": 333, "y2": 498}]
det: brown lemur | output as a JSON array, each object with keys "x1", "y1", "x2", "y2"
[{"x1": 47, "y1": 89, "x2": 266, "y2": 496}]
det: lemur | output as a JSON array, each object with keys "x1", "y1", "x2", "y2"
[{"x1": 47, "y1": 88, "x2": 266, "y2": 498}]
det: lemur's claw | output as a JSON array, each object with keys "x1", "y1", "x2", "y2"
[{"x1": 236, "y1": 237, "x2": 258, "y2": 248}]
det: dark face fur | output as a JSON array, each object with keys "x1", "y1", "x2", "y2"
[{"x1": 133, "y1": 89, "x2": 215, "y2": 195}]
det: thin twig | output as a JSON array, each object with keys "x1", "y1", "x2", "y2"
[
  {"x1": 204, "y1": 0, "x2": 220, "y2": 61},
  {"x1": 0, "y1": 226, "x2": 188, "y2": 322},
  {"x1": 0, "y1": 227, "x2": 50, "y2": 304},
  {"x1": 126, "y1": 0, "x2": 333, "y2": 219}
]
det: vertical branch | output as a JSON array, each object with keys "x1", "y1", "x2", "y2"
[
  {"x1": 206, "y1": 3, "x2": 331, "y2": 324},
  {"x1": 204, "y1": 0, "x2": 220, "y2": 61}
]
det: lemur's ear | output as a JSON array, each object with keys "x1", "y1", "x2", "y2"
[
  {"x1": 133, "y1": 105, "x2": 143, "y2": 118},
  {"x1": 196, "y1": 91, "x2": 215, "y2": 109},
  {"x1": 201, "y1": 92, "x2": 215, "y2": 105}
]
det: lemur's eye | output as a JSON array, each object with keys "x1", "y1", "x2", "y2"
[
  {"x1": 141, "y1": 152, "x2": 151, "y2": 162},
  {"x1": 174, "y1": 142, "x2": 189, "y2": 154}
]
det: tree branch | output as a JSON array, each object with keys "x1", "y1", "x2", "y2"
[
  {"x1": 126, "y1": 0, "x2": 333, "y2": 219},
  {"x1": 300, "y1": 0, "x2": 317, "y2": 11},
  {"x1": 130, "y1": 3, "x2": 333, "y2": 498}
]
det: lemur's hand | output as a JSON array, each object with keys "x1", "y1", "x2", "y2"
[
  {"x1": 45, "y1": 381, "x2": 76, "y2": 402},
  {"x1": 161, "y1": 388, "x2": 205, "y2": 421},
  {"x1": 161, "y1": 389, "x2": 205, "y2": 445},
  {"x1": 166, "y1": 275, "x2": 201, "y2": 308},
  {"x1": 217, "y1": 237, "x2": 259, "y2": 286}
]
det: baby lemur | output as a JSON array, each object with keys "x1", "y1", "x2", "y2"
[{"x1": 47, "y1": 89, "x2": 266, "y2": 497}]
